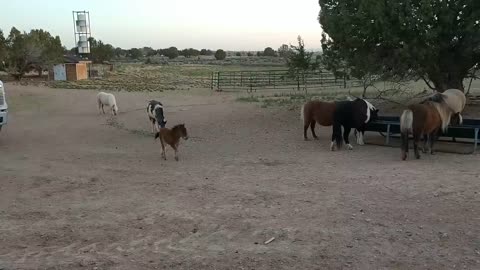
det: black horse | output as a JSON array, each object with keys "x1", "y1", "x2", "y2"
[{"x1": 331, "y1": 98, "x2": 379, "y2": 151}]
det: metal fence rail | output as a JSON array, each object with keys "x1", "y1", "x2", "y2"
[{"x1": 210, "y1": 69, "x2": 363, "y2": 92}]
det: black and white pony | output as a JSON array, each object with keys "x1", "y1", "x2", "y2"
[
  {"x1": 147, "y1": 100, "x2": 167, "y2": 132},
  {"x1": 331, "y1": 98, "x2": 379, "y2": 151}
]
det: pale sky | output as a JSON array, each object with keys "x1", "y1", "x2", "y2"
[{"x1": 1, "y1": 0, "x2": 323, "y2": 51}]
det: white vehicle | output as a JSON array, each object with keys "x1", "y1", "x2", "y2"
[{"x1": 0, "y1": 80, "x2": 8, "y2": 132}]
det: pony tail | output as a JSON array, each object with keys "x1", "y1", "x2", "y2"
[
  {"x1": 333, "y1": 122, "x2": 343, "y2": 149},
  {"x1": 400, "y1": 109, "x2": 413, "y2": 133},
  {"x1": 300, "y1": 104, "x2": 305, "y2": 121},
  {"x1": 400, "y1": 109, "x2": 413, "y2": 160}
]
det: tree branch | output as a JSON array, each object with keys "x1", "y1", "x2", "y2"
[{"x1": 421, "y1": 75, "x2": 436, "y2": 91}]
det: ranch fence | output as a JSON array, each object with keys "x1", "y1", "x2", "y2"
[{"x1": 210, "y1": 69, "x2": 363, "y2": 92}]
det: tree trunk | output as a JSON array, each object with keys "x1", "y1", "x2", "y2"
[{"x1": 428, "y1": 71, "x2": 465, "y2": 92}]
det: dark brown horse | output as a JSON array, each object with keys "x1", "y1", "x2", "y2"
[
  {"x1": 155, "y1": 124, "x2": 189, "y2": 161},
  {"x1": 400, "y1": 101, "x2": 451, "y2": 160},
  {"x1": 301, "y1": 100, "x2": 336, "y2": 140}
]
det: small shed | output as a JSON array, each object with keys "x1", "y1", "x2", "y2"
[{"x1": 52, "y1": 56, "x2": 92, "y2": 81}]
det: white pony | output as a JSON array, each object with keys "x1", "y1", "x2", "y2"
[{"x1": 97, "y1": 92, "x2": 118, "y2": 116}]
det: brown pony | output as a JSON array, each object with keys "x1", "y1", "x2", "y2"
[
  {"x1": 400, "y1": 101, "x2": 452, "y2": 160},
  {"x1": 154, "y1": 124, "x2": 189, "y2": 161},
  {"x1": 301, "y1": 100, "x2": 336, "y2": 140}
]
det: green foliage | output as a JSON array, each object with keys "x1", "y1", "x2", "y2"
[
  {"x1": 247, "y1": 52, "x2": 254, "y2": 57},
  {"x1": 160, "y1": 47, "x2": 179, "y2": 59},
  {"x1": 0, "y1": 30, "x2": 8, "y2": 70},
  {"x1": 214, "y1": 49, "x2": 226, "y2": 60},
  {"x1": 88, "y1": 37, "x2": 115, "y2": 63},
  {"x1": 235, "y1": 52, "x2": 242, "y2": 57},
  {"x1": 286, "y1": 36, "x2": 318, "y2": 76},
  {"x1": 114, "y1": 47, "x2": 126, "y2": 58},
  {"x1": 128, "y1": 48, "x2": 143, "y2": 59},
  {"x1": 200, "y1": 49, "x2": 213, "y2": 56},
  {"x1": 143, "y1": 47, "x2": 156, "y2": 57},
  {"x1": 277, "y1": 44, "x2": 291, "y2": 58},
  {"x1": 263, "y1": 47, "x2": 276, "y2": 57},
  {"x1": 2, "y1": 27, "x2": 63, "y2": 79},
  {"x1": 319, "y1": 0, "x2": 480, "y2": 91},
  {"x1": 180, "y1": 48, "x2": 200, "y2": 58}
]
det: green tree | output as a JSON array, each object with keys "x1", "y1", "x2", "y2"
[
  {"x1": 214, "y1": 49, "x2": 226, "y2": 60},
  {"x1": 286, "y1": 36, "x2": 319, "y2": 95},
  {"x1": 88, "y1": 37, "x2": 115, "y2": 63},
  {"x1": 114, "y1": 47, "x2": 125, "y2": 58},
  {"x1": 200, "y1": 49, "x2": 213, "y2": 56},
  {"x1": 235, "y1": 52, "x2": 242, "y2": 57},
  {"x1": 263, "y1": 47, "x2": 276, "y2": 57},
  {"x1": 3, "y1": 27, "x2": 63, "y2": 79},
  {"x1": 161, "y1": 47, "x2": 179, "y2": 59},
  {"x1": 128, "y1": 48, "x2": 143, "y2": 59},
  {"x1": 180, "y1": 48, "x2": 200, "y2": 58},
  {"x1": 319, "y1": 0, "x2": 480, "y2": 92},
  {"x1": 278, "y1": 44, "x2": 291, "y2": 58},
  {"x1": 0, "y1": 30, "x2": 7, "y2": 70}
]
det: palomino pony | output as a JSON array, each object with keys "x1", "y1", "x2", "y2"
[
  {"x1": 400, "y1": 101, "x2": 452, "y2": 160},
  {"x1": 420, "y1": 88, "x2": 466, "y2": 146},
  {"x1": 331, "y1": 98, "x2": 379, "y2": 151},
  {"x1": 423, "y1": 89, "x2": 466, "y2": 125},
  {"x1": 155, "y1": 124, "x2": 188, "y2": 161}
]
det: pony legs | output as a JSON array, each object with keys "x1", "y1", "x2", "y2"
[
  {"x1": 413, "y1": 133, "x2": 421, "y2": 159},
  {"x1": 303, "y1": 120, "x2": 318, "y2": 141},
  {"x1": 331, "y1": 122, "x2": 343, "y2": 151},
  {"x1": 429, "y1": 130, "x2": 440, "y2": 155},
  {"x1": 310, "y1": 121, "x2": 318, "y2": 140},
  {"x1": 159, "y1": 136, "x2": 167, "y2": 160},
  {"x1": 172, "y1": 144, "x2": 179, "y2": 161},
  {"x1": 343, "y1": 127, "x2": 353, "y2": 150},
  {"x1": 401, "y1": 132, "x2": 409, "y2": 160}
]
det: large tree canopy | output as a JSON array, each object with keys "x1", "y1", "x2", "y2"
[{"x1": 319, "y1": 0, "x2": 480, "y2": 91}]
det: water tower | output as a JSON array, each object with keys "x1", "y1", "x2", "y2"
[{"x1": 72, "y1": 11, "x2": 91, "y2": 55}]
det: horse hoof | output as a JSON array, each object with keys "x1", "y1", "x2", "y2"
[
  {"x1": 304, "y1": 138, "x2": 309, "y2": 141},
  {"x1": 330, "y1": 142, "x2": 335, "y2": 151},
  {"x1": 313, "y1": 137, "x2": 319, "y2": 140},
  {"x1": 346, "y1": 144, "x2": 353, "y2": 150},
  {"x1": 415, "y1": 155, "x2": 421, "y2": 159},
  {"x1": 430, "y1": 151, "x2": 435, "y2": 155}
]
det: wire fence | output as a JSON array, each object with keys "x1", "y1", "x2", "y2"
[{"x1": 210, "y1": 69, "x2": 363, "y2": 92}]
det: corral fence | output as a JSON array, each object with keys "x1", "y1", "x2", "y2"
[{"x1": 210, "y1": 69, "x2": 363, "y2": 92}]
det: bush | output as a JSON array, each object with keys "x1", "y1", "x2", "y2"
[
  {"x1": 263, "y1": 47, "x2": 276, "y2": 57},
  {"x1": 214, "y1": 49, "x2": 226, "y2": 60}
]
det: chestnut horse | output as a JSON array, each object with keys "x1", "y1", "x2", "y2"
[
  {"x1": 301, "y1": 100, "x2": 336, "y2": 141},
  {"x1": 155, "y1": 124, "x2": 189, "y2": 161},
  {"x1": 400, "y1": 101, "x2": 452, "y2": 160}
]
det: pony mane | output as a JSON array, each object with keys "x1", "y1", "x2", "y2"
[
  {"x1": 429, "y1": 101, "x2": 452, "y2": 132},
  {"x1": 172, "y1": 124, "x2": 184, "y2": 131},
  {"x1": 423, "y1": 93, "x2": 446, "y2": 104},
  {"x1": 361, "y1": 99, "x2": 377, "y2": 123}
]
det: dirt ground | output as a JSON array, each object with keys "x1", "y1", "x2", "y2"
[{"x1": 0, "y1": 84, "x2": 479, "y2": 270}]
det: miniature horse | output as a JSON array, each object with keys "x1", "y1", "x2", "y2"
[
  {"x1": 331, "y1": 99, "x2": 379, "y2": 151},
  {"x1": 301, "y1": 100, "x2": 336, "y2": 140},
  {"x1": 419, "y1": 88, "x2": 466, "y2": 147},
  {"x1": 155, "y1": 124, "x2": 188, "y2": 161},
  {"x1": 400, "y1": 101, "x2": 452, "y2": 160},
  {"x1": 147, "y1": 100, "x2": 167, "y2": 132}
]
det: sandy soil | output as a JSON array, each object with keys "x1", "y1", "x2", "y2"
[{"x1": 0, "y1": 84, "x2": 479, "y2": 270}]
